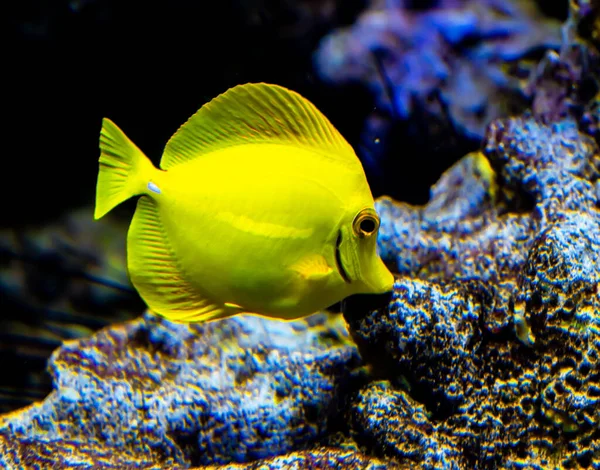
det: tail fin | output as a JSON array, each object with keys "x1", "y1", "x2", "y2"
[{"x1": 94, "y1": 118, "x2": 156, "y2": 220}]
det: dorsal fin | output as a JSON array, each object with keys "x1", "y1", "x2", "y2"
[{"x1": 160, "y1": 83, "x2": 361, "y2": 170}]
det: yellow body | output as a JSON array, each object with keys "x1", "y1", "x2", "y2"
[{"x1": 94, "y1": 83, "x2": 394, "y2": 323}]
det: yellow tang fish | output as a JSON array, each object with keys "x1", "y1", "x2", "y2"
[{"x1": 94, "y1": 83, "x2": 394, "y2": 323}]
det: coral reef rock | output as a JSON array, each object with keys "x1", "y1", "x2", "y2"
[
  {"x1": 0, "y1": 312, "x2": 377, "y2": 469},
  {"x1": 344, "y1": 6, "x2": 600, "y2": 467},
  {"x1": 199, "y1": 447, "x2": 404, "y2": 470},
  {"x1": 348, "y1": 121, "x2": 600, "y2": 467}
]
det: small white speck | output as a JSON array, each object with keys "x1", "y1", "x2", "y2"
[
  {"x1": 148, "y1": 181, "x2": 161, "y2": 194},
  {"x1": 62, "y1": 387, "x2": 81, "y2": 403}
]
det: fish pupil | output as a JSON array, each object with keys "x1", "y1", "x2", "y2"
[{"x1": 360, "y1": 218, "x2": 376, "y2": 234}]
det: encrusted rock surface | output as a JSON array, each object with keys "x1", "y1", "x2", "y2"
[
  {"x1": 344, "y1": 6, "x2": 600, "y2": 467},
  {"x1": 0, "y1": 312, "x2": 377, "y2": 469},
  {"x1": 199, "y1": 447, "x2": 404, "y2": 470}
]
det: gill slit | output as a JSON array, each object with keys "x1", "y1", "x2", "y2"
[{"x1": 335, "y1": 230, "x2": 351, "y2": 284}]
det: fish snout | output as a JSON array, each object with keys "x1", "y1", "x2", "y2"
[{"x1": 363, "y1": 257, "x2": 395, "y2": 294}]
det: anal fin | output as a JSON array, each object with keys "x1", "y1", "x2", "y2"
[{"x1": 127, "y1": 197, "x2": 229, "y2": 323}]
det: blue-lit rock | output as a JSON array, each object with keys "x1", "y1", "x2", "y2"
[
  {"x1": 348, "y1": 278, "x2": 485, "y2": 415},
  {"x1": 349, "y1": 112, "x2": 600, "y2": 466},
  {"x1": 0, "y1": 312, "x2": 365, "y2": 468},
  {"x1": 351, "y1": 381, "x2": 463, "y2": 469},
  {"x1": 197, "y1": 447, "x2": 403, "y2": 470},
  {"x1": 345, "y1": 7, "x2": 600, "y2": 466}
]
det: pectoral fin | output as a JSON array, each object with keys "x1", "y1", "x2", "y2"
[{"x1": 291, "y1": 254, "x2": 333, "y2": 281}]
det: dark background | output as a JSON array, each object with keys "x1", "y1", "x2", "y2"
[
  {"x1": 4, "y1": 0, "x2": 391, "y2": 229},
  {"x1": 4, "y1": 0, "x2": 569, "y2": 229}
]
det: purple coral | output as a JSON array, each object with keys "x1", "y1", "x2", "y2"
[{"x1": 314, "y1": 0, "x2": 562, "y2": 140}]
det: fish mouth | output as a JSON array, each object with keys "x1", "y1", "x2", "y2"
[{"x1": 335, "y1": 230, "x2": 351, "y2": 284}]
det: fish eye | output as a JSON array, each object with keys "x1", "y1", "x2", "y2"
[{"x1": 352, "y1": 208, "x2": 380, "y2": 238}]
